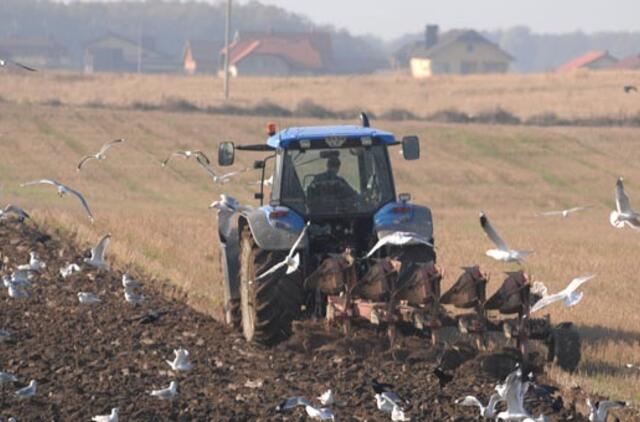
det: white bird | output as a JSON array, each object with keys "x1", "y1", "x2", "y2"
[
  {"x1": 587, "y1": 398, "x2": 626, "y2": 422},
  {"x1": 123, "y1": 286, "x2": 145, "y2": 305},
  {"x1": 122, "y1": 273, "x2": 141, "y2": 289},
  {"x1": 376, "y1": 392, "x2": 402, "y2": 413},
  {"x1": 15, "y1": 380, "x2": 37, "y2": 398},
  {"x1": 91, "y1": 407, "x2": 119, "y2": 422},
  {"x1": 3, "y1": 275, "x2": 30, "y2": 288},
  {"x1": 455, "y1": 394, "x2": 502, "y2": 419},
  {"x1": 59, "y1": 263, "x2": 81, "y2": 279},
  {"x1": 495, "y1": 369, "x2": 532, "y2": 421},
  {"x1": 318, "y1": 389, "x2": 335, "y2": 406},
  {"x1": 480, "y1": 212, "x2": 532, "y2": 263},
  {"x1": 0, "y1": 204, "x2": 30, "y2": 222},
  {"x1": 530, "y1": 275, "x2": 595, "y2": 314},
  {"x1": 539, "y1": 206, "x2": 591, "y2": 218},
  {"x1": 166, "y1": 348, "x2": 193, "y2": 372},
  {"x1": 77, "y1": 139, "x2": 124, "y2": 171},
  {"x1": 0, "y1": 372, "x2": 18, "y2": 384},
  {"x1": 305, "y1": 405, "x2": 335, "y2": 421},
  {"x1": 610, "y1": 177, "x2": 640, "y2": 229},
  {"x1": 7, "y1": 283, "x2": 29, "y2": 299},
  {"x1": 0, "y1": 57, "x2": 37, "y2": 71},
  {"x1": 256, "y1": 222, "x2": 309, "y2": 280},
  {"x1": 78, "y1": 292, "x2": 101, "y2": 305},
  {"x1": 21, "y1": 179, "x2": 95, "y2": 223},
  {"x1": 276, "y1": 396, "x2": 311, "y2": 412},
  {"x1": 196, "y1": 160, "x2": 247, "y2": 185},
  {"x1": 84, "y1": 234, "x2": 111, "y2": 270},
  {"x1": 365, "y1": 231, "x2": 434, "y2": 258},
  {"x1": 17, "y1": 251, "x2": 46, "y2": 272},
  {"x1": 161, "y1": 150, "x2": 210, "y2": 167},
  {"x1": 209, "y1": 194, "x2": 253, "y2": 213},
  {"x1": 150, "y1": 381, "x2": 177, "y2": 400},
  {"x1": 248, "y1": 175, "x2": 273, "y2": 187},
  {"x1": 391, "y1": 405, "x2": 410, "y2": 422}
]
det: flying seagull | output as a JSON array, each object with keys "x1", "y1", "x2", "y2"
[
  {"x1": 624, "y1": 85, "x2": 637, "y2": 93},
  {"x1": 248, "y1": 175, "x2": 274, "y2": 187},
  {"x1": 530, "y1": 275, "x2": 595, "y2": 314},
  {"x1": 15, "y1": 380, "x2": 37, "y2": 398},
  {"x1": 91, "y1": 407, "x2": 119, "y2": 422},
  {"x1": 77, "y1": 139, "x2": 124, "y2": 171},
  {"x1": 610, "y1": 177, "x2": 640, "y2": 229},
  {"x1": 0, "y1": 58, "x2": 37, "y2": 72},
  {"x1": 365, "y1": 231, "x2": 433, "y2": 258},
  {"x1": 161, "y1": 150, "x2": 210, "y2": 167},
  {"x1": 21, "y1": 179, "x2": 94, "y2": 223},
  {"x1": 586, "y1": 398, "x2": 626, "y2": 422},
  {"x1": 256, "y1": 222, "x2": 309, "y2": 280},
  {"x1": 78, "y1": 292, "x2": 102, "y2": 305},
  {"x1": 480, "y1": 212, "x2": 531, "y2": 262},
  {"x1": 539, "y1": 206, "x2": 591, "y2": 218},
  {"x1": 196, "y1": 159, "x2": 247, "y2": 184},
  {"x1": 150, "y1": 381, "x2": 178, "y2": 400},
  {"x1": 84, "y1": 234, "x2": 111, "y2": 270},
  {"x1": 495, "y1": 369, "x2": 533, "y2": 421},
  {"x1": 166, "y1": 348, "x2": 193, "y2": 372},
  {"x1": 455, "y1": 394, "x2": 502, "y2": 419},
  {"x1": 0, "y1": 204, "x2": 30, "y2": 222}
]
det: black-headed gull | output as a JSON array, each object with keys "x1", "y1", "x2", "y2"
[
  {"x1": 196, "y1": 159, "x2": 247, "y2": 185},
  {"x1": 161, "y1": 150, "x2": 210, "y2": 167},
  {"x1": 84, "y1": 234, "x2": 111, "y2": 270},
  {"x1": 77, "y1": 139, "x2": 124, "y2": 171},
  {"x1": 455, "y1": 394, "x2": 501, "y2": 418},
  {"x1": 256, "y1": 222, "x2": 309, "y2": 280},
  {"x1": 124, "y1": 286, "x2": 145, "y2": 305},
  {"x1": 0, "y1": 204, "x2": 30, "y2": 222},
  {"x1": 122, "y1": 273, "x2": 141, "y2": 289},
  {"x1": 586, "y1": 398, "x2": 626, "y2": 422},
  {"x1": 365, "y1": 231, "x2": 433, "y2": 258},
  {"x1": 480, "y1": 212, "x2": 531, "y2": 262},
  {"x1": 3, "y1": 274, "x2": 30, "y2": 288},
  {"x1": 530, "y1": 275, "x2": 595, "y2": 314},
  {"x1": 610, "y1": 177, "x2": 640, "y2": 229},
  {"x1": 166, "y1": 348, "x2": 192, "y2": 372},
  {"x1": 248, "y1": 175, "x2": 273, "y2": 187},
  {"x1": 7, "y1": 282, "x2": 29, "y2": 299},
  {"x1": 318, "y1": 389, "x2": 335, "y2": 406},
  {"x1": 0, "y1": 58, "x2": 37, "y2": 71},
  {"x1": 0, "y1": 372, "x2": 18, "y2": 384},
  {"x1": 276, "y1": 396, "x2": 311, "y2": 412},
  {"x1": 209, "y1": 194, "x2": 253, "y2": 213},
  {"x1": 91, "y1": 407, "x2": 119, "y2": 422},
  {"x1": 17, "y1": 251, "x2": 46, "y2": 272},
  {"x1": 15, "y1": 380, "x2": 37, "y2": 398},
  {"x1": 60, "y1": 263, "x2": 81, "y2": 279},
  {"x1": 305, "y1": 405, "x2": 335, "y2": 421},
  {"x1": 21, "y1": 179, "x2": 95, "y2": 222},
  {"x1": 150, "y1": 381, "x2": 177, "y2": 399},
  {"x1": 391, "y1": 405, "x2": 410, "y2": 421},
  {"x1": 539, "y1": 206, "x2": 590, "y2": 218},
  {"x1": 495, "y1": 368, "x2": 537, "y2": 421},
  {"x1": 78, "y1": 292, "x2": 101, "y2": 305}
]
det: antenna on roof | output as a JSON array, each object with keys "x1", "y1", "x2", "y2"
[{"x1": 360, "y1": 112, "x2": 370, "y2": 128}]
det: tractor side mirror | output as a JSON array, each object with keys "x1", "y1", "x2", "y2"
[
  {"x1": 401, "y1": 135, "x2": 420, "y2": 160},
  {"x1": 218, "y1": 142, "x2": 235, "y2": 166}
]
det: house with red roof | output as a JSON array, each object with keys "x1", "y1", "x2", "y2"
[
  {"x1": 615, "y1": 54, "x2": 640, "y2": 70},
  {"x1": 556, "y1": 50, "x2": 618, "y2": 73},
  {"x1": 219, "y1": 31, "x2": 331, "y2": 77}
]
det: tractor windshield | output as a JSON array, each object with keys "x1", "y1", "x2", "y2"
[{"x1": 280, "y1": 145, "x2": 395, "y2": 216}]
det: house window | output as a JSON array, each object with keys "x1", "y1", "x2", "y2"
[{"x1": 466, "y1": 44, "x2": 475, "y2": 53}]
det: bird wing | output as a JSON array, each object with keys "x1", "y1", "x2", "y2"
[
  {"x1": 365, "y1": 232, "x2": 433, "y2": 258},
  {"x1": 566, "y1": 206, "x2": 590, "y2": 213},
  {"x1": 255, "y1": 260, "x2": 286, "y2": 281},
  {"x1": 220, "y1": 168, "x2": 247, "y2": 180},
  {"x1": 4, "y1": 204, "x2": 29, "y2": 219},
  {"x1": 21, "y1": 179, "x2": 59, "y2": 188},
  {"x1": 564, "y1": 275, "x2": 595, "y2": 295},
  {"x1": 162, "y1": 151, "x2": 188, "y2": 166},
  {"x1": 93, "y1": 234, "x2": 111, "y2": 260},
  {"x1": 98, "y1": 138, "x2": 124, "y2": 155},
  {"x1": 77, "y1": 155, "x2": 96, "y2": 171},
  {"x1": 6, "y1": 59, "x2": 37, "y2": 72},
  {"x1": 193, "y1": 150, "x2": 211, "y2": 166},
  {"x1": 540, "y1": 210, "x2": 563, "y2": 216},
  {"x1": 598, "y1": 401, "x2": 626, "y2": 417},
  {"x1": 196, "y1": 158, "x2": 219, "y2": 178},
  {"x1": 456, "y1": 396, "x2": 482, "y2": 408},
  {"x1": 479, "y1": 213, "x2": 509, "y2": 251},
  {"x1": 66, "y1": 186, "x2": 95, "y2": 221},
  {"x1": 277, "y1": 396, "x2": 311, "y2": 411},
  {"x1": 529, "y1": 291, "x2": 566, "y2": 313},
  {"x1": 287, "y1": 222, "x2": 310, "y2": 260},
  {"x1": 616, "y1": 178, "x2": 633, "y2": 214}
]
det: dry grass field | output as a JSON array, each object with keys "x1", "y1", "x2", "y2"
[{"x1": 1, "y1": 70, "x2": 639, "y2": 403}]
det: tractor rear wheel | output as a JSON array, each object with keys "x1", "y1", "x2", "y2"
[
  {"x1": 547, "y1": 322, "x2": 581, "y2": 372},
  {"x1": 239, "y1": 226, "x2": 303, "y2": 345}
]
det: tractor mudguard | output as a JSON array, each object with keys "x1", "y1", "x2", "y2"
[
  {"x1": 217, "y1": 210, "x2": 243, "y2": 321},
  {"x1": 241, "y1": 205, "x2": 307, "y2": 251},
  {"x1": 374, "y1": 202, "x2": 434, "y2": 240}
]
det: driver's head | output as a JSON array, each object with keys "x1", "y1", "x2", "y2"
[{"x1": 327, "y1": 157, "x2": 341, "y2": 175}]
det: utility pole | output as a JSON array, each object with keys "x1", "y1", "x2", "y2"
[
  {"x1": 137, "y1": 24, "x2": 142, "y2": 74},
  {"x1": 223, "y1": 0, "x2": 232, "y2": 100}
]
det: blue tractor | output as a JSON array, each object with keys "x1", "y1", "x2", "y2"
[{"x1": 215, "y1": 114, "x2": 438, "y2": 345}]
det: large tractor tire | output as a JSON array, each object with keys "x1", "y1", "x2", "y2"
[
  {"x1": 546, "y1": 322, "x2": 581, "y2": 372},
  {"x1": 239, "y1": 226, "x2": 303, "y2": 345}
]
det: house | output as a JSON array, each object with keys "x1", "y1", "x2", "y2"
[
  {"x1": 0, "y1": 38, "x2": 71, "y2": 69},
  {"x1": 615, "y1": 54, "x2": 640, "y2": 70},
  {"x1": 556, "y1": 50, "x2": 618, "y2": 73},
  {"x1": 84, "y1": 33, "x2": 178, "y2": 74},
  {"x1": 183, "y1": 40, "x2": 223, "y2": 74},
  {"x1": 403, "y1": 25, "x2": 513, "y2": 78},
  {"x1": 219, "y1": 31, "x2": 332, "y2": 77}
]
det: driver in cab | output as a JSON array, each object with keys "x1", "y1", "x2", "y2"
[{"x1": 309, "y1": 156, "x2": 358, "y2": 199}]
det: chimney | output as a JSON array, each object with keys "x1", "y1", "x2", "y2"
[{"x1": 425, "y1": 24, "x2": 439, "y2": 49}]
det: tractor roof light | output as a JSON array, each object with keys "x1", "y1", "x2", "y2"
[{"x1": 267, "y1": 122, "x2": 277, "y2": 136}]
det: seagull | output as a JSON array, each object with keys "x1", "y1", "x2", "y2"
[
  {"x1": 391, "y1": 405, "x2": 410, "y2": 422},
  {"x1": 91, "y1": 407, "x2": 119, "y2": 422},
  {"x1": 0, "y1": 58, "x2": 37, "y2": 72},
  {"x1": 248, "y1": 175, "x2": 273, "y2": 187},
  {"x1": 123, "y1": 286, "x2": 145, "y2": 305},
  {"x1": 150, "y1": 381, "x2": 178, "y2": 400},
  {"x1": 624, "y1": 85, "x2": 637, "y2": 93},
  {"x1": 209, "y1": 194, "x2": 252, "y2": 213},
  {"x1": 78, "y1": 292, "x2": 102, "y2": 305},
  {"x1": 84, "y1": 234, "x2": 111, "y2": 270},
  {"x1": 77, "y1": 139, "x2": 124, "y2": 171},
  {"x1": 530, "y1": 275, "x2": 595, "y2": 314},
  {"x1": 0, "y1": 372, "x2": 18, "y2": 384},
  {"x1": 21, "y1": 179, "x2": 94, "y2": 223},
  {"x1": 365, "y1": 231, "x2": 433, "y2": 258},
  {"x1": 122, "y1": 273, "x2": 141, "y2": 289},
  {"x1": 0, "y1": 204, "x2": 30, "y2": 222},
  {"x1": 3, "y1": 275, "x2": 30, "y2": 288},
  {"x1": 304, "y1": 405, "x2": 335, "y2": 421},
  {"x1": 7, "y1": 282, "x2": 29, "y2": 299},
  {"x1": 276, "y1": 396, "x2": 312, "y2": 412},
  {"x1": 480, "y1": 212, "x2": 531, "y2": 262},
  {"x1": 17, "y1": 251, "x2": 46, "y2": 272},
  {"x1": 376, "y1": 393, "x2": 402, "y2": 413},
  {"x1": 587, "y1": 398, "x2": 626, "y2": 422},
  {"x1": 495, "y1": 368, "x2": 534, "y2": 421},
  {"x1": 539, "y1": 206, "x2": 591, "y2": 218},
  {"x1": 318, "y1": 389, "x2": 335, "y2": 406},
  {"x1": 15, "y1": 380, "x2": 37, "y2": 398},
  {"x1": 455, "y1": 394, "x2": 501, "y2": 419},
  {"x1": 161, "y1": 150, "x2": 210, "y2": 167},
  {"x1": 166, "y1": 348, "x2": 193, "y2": 372},
  {"x1": 610, "y1": 177, "x2": 640, "y2": 229},
  {"x1": 255, "y1": 222, "x2": 309, "y2": 280},
  {"x1": 196, "y1": 160, "x2": 247, "y2": 185},
  {"x1": 60, "y1": 263, "x2": 81, "y2": 279}
]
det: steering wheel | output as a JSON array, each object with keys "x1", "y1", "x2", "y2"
[{"x1": 364, "y1": 173, "x2": 380, "y2": 203}]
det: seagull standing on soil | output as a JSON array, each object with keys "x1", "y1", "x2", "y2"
[
  {"x1": 480, "y1": 212, "x2": 532, "y2": 263},
  {"x1": 78, "y1": 292, "x2": 101, "y2": 305},
  {"x1": 166, "y1": 348, "x2": 193, "y2": 372},
  {"x1": 0, "y1": 204, "x2": 30, "y2": 222},
  {"x1": 7, "y1": 282, "x2": 29, "y2": 298},
  {"x1": 304, "y1": 405, "x2": 335, "y2": 421},
  {"x1": 276, "y1": 396, "x2": 311, "y2": 412},
  {"x1": 530, "y1": 275, "x2": 595, "y2": 314},
  {"x1": 77, "y1": 139, "x2": 125, "y2": 171},
  {"x1": 624, "y1": 85, "x2": 637, "y2": 93},
  {"x1": 84, "y1": 234, "x2": 111, "y2": 270},
  {"x1": 60, "y1": 263, "x2": 81, "y2": 278},
  {"x1": 0, "y1": 372, "x2": 18, "y2": 384},
  {"x1": 256, "y1": 222, "x2": 309, "y2": 280},
  {"x1": 91, "y1": 407, "x2": 119, "y2": 422},
  {"x1": 15, "y1": 380, "x2": 37, "y2": 398},
  {"x1": 122, "y1": 273, "x2": 141, "y2": 289},
  {"x1": 586, "y1": 398, "x2": 626, "y2": 422},
  {"x1": 123, "y1": 286, "x2": 145, "y2": 305},
  {"x1": 21, "y1": 179, "x2": 95, "y2": 222},
  {"x1": 150, "y1": 381, "x2": 177, "y2": 400},
  {"x1": 365, "y1": 231, "x2": 434, "y2": 258},
  {"x1": 17, "y1": 251, "x2": 46, "y2": 272},
  {"x1": 161, "y1": 150, "x2": 210, "y2": 167},
  {"x1": 455, "y1": 394, "x2": 501, "y2": 419},
  {"x1": 318, "y1": 389, "x2": 335, "y2": 406},
  {"x1": 539, "y1": 206, "x2": 591, "y2": 218},
  {"x1": 610, "y1": 177, "x2": 640, "y2": 229},
  {"x1": 3, "y1": 275, "x2": 30, "y2": 288}
]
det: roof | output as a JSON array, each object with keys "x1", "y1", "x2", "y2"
[
  {"x1": 615, "y1": 54, "x2": 640, "y2": 70},
  {"x1": 267, "y1": 125, "x2": 396, "y2": 149},
  {"x1": 556, "y1": 50, "x2": 617, "y2": 72},
  {"x1": 410, "y1": 30, "x2": 513, "y2": 61},
  {"x1": 222, "y1": 33, "x2": 329, "y2": 70}
]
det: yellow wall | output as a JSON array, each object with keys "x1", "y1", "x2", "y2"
[
  {"x1": 410, "y1": 57, "x2": 432, "y2": 78},
  {"x1": 411, "y1": 40, "x2": 510, "y2": 77}
]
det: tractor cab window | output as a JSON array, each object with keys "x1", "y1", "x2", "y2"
[{"x1": 281, "y1": 145, "x2": 394, "y2": 216}]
